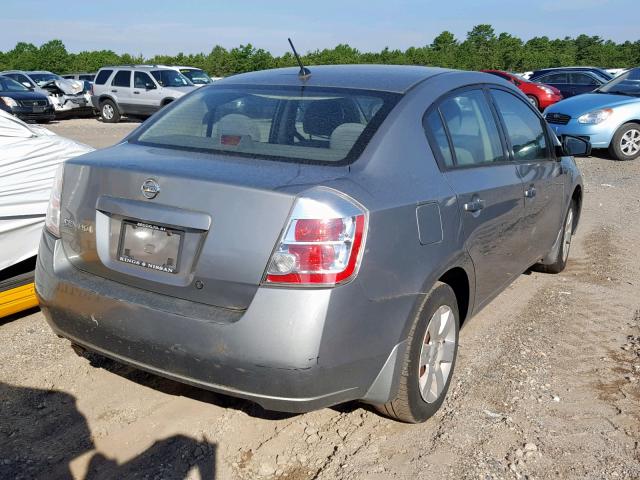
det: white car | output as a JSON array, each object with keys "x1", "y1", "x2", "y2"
[{"x1": 0, "y1": 109, "x2": 93, "y2": 317}]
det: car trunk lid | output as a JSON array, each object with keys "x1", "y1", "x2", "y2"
[{"x1": 59, "y1": 143, "x2": 347, "y2": 310}]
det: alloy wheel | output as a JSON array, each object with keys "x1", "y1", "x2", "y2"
[
  {"x1": 102, "y1": 104, "x2": 114, "y2": 120},
  {"x1": 418, "y1": 305, "x2": 456, "y2": 403},
  {"x1": 620, "y1": 128, "x2": 640, "y2": 156}
]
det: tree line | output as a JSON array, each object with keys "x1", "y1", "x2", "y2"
[{"x1": 1, "y1": 25, "x2": 638, "y2": 77}]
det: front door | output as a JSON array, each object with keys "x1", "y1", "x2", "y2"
[{"x1": 490, "y1": 88, "x2": 564, "y2": 264}]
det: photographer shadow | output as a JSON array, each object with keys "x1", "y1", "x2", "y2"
[{"x1": 0, "y1": 382, "x2": 217, "y2": 479}]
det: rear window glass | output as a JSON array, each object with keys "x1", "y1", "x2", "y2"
[
  {"x1": 95, "y1": 69, "x2": 113, "y2": 85},
  {"x1": 132, "y1": 85, "x2": 400, "y2": 164}
]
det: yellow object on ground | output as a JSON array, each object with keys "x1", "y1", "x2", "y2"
[{"x1": 0, "y1": 282, "x2": 38, "y2": 318}]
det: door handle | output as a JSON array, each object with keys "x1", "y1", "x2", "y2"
[
  {"x1": 525, "y1": 186, "x2": 537, "y2": 198},
  {"x1": 133, "y1": 91, "x2": 140, "y2": 94},
  {"x1": 463, "y1": 199, "x2": 485, "y2": 213},
  {"x1": 111, "y1": 89, "x2": 118, "y2": 93}
]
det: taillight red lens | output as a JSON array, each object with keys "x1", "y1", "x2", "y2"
[
  {"x1": 265, "y1": 214, "x2": 366, "y2": 286},
  {"x1": 294, "y1": 218, "x2": 343, "y2": 242}
]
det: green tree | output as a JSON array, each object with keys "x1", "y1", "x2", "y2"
[{"x1": 37, "y1": 39, "x2": 69, "y2": 73}]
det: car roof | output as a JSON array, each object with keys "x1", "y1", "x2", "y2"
[
  {"x1": 215, "y1": 65, "x2": 452, "y2": 93},
  {"x1": 98, "y1": 65, "x2": 176, "y2": 72},
  {"x1": 533, "y1": 66, "x2": 606, "y2": 73}
]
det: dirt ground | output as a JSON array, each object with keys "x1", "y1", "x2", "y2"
[{"x1": 1, "y1": 117, "x2": 639, "y2": 480}]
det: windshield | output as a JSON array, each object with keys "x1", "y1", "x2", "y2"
[
  {"x1": 29, "y1": 73, "x2": 61, "y2": 86},
  {"x1": 132, "y1": 85, "x2": 400, "y2": 164},
  {"x1": 0, "y1": 76, "x2": 30, "y2": 92},
  {"x1": 151, "y1": 70, "x2": 193, "y2": 87},
  {"x1": 180, "y1": 69, "x2": 211, "y2": 85},
  {"x1": 597, "y1": 68, "x2": 640, "y2": 96}
]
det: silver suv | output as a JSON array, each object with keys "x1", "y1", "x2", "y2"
[{"x1": 91, "y1": 65, "x2": 197, "y2": 123}]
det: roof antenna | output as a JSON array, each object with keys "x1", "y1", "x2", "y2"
[{"x1": 288, "y1": 38, "x2": 311, "y2": 80}]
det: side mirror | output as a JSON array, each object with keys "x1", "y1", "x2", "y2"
[
  {"x1": 22, "y1": 82, "x2": 33, "y2": 89},
  {"x1": 557, "y1": 135, "x2": 591, "y2": 158}
]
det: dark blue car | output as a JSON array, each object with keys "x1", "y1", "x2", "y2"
[
  {"x1": 0, "y1": 75, "x2": 55, "y2": 122},
  {"x1": 529, "y1": 67, "x2": 612, "y2": 100}
]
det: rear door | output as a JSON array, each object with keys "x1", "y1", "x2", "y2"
[
  {"x1": 110, "y1": 70, "x2": 133, "y2": 113},
  {"x1": 425, "y1": 88, "x2": 525, "y2": 306},
  {"x1": 489, "y1": 88, "x2": 564, "y2": 264}
]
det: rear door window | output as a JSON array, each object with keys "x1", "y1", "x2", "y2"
[
  {"x1": 544, "y1": 73, "x2": 569, "y2": 83},
  {"x1": 95, "y1": 69, "x2": 113, "y2": 85},
  {"x1": 570, "y1": 73, "x2": 599, "y2": 86},
  {"x1": 111, "y1": 70, "x2": 131, "y2": 88},
  {"x1": 490, "y1": 89, "x2": 549, "y2": 161},
  {"x1": 133, "y1": 85, "x2": 399, "y2": 164},
  {"x1": 435, "y1": 90, "x2": 506, "y2": 167},
  {"x1": 423, "y1": 110, "x2": 454, "y2": 167}
]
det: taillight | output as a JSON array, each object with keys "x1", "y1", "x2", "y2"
[
  {"x1": 264, "y1": 188, "x2": 367, "y2": 286},
  {"x1": 45, "y1": 164, "x2": 64, "y2": 238}
]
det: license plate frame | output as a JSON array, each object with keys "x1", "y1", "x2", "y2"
[{"x1": 117, "y1": 220, "x2": 184, "y2": 274}]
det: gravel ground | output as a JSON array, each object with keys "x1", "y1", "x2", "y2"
[{"x1": 1, "y1": 118, "x2": 639, "y2": 480}]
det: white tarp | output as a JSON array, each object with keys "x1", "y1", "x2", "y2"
[{"x1": 0, "y1": 110, "x2": 94, "y2": 271}]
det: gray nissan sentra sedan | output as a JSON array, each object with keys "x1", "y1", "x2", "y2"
[{"x1": 36, "y1": 65, "x2": 587, "y2": 423}]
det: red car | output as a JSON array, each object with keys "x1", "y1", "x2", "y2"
[{"x1": 481, "y1": 70, "x2": 563, "y2": 111}]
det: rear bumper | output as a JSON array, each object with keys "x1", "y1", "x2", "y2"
[
  {"x1": 35, "y1": 231, "x2": 410, "y2": 412},
  {"x1": 538, "y1": 94, "x2": 562, "y2": 110}
]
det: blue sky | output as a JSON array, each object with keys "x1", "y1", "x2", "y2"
[{"x1": 1, "y1": 0, "x2": 636, "y2": 55}]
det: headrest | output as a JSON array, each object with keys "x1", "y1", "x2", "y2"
[
  {"x1": 213, "y1": 114, "x2": 260, "y2": 141},
  {"x1": 330, "y1": 123, "x2": 366, "y2": 153},
  {"x1": 303, "y1": 99, "x2": 359, "y2": 137}
]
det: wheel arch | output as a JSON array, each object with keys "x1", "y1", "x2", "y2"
[
  {"x1": 98, "y1": 95, "x2": 121, "y2": 113},
  {"x1": 571, "y1": 184, "x2": 583, "y2": 231},
  {"x1": 438, "y1": 266, "x2": 471, "y2": 326},
  {"x1": 609, "y1": 119, "x2": 640, "y2": 147},
  {"x1": 161, "y1": 97, "x2": 175, "y2": 106}
]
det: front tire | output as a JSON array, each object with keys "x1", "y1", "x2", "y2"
[
  {"x1": 100, "y1": 100, "x2": 120, "y2": 123},
  {"x1": 527, "y1": 95, "x2": 540, "y2": 110},
  {"x1": 609, "y1": 123, "x2": 640, "y2": 161},
  {"x1": 376, "y1": 282, "x2": 459, "y2": 423}
]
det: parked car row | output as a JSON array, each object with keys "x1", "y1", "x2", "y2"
[{"x1": 0, "y1": 65, "x2": 218, "y2": 124}]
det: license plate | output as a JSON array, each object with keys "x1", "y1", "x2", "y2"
[
  {"x1": 117, "y1": 221, "x2": 183, "y2": 274},
  {"x1": 33, "y1": 106, "x2": 45, "y2": 113}
]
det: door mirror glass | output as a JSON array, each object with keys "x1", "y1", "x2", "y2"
[
  {"x1": 145, "y1": 82, "x2": 157, "y2": 90},
  {"x1": 560, "y1": 135, "x2": 591, "y2": 157},
  {"x1": 21, "y1": 81, "x2": 32, "y2": 89}
]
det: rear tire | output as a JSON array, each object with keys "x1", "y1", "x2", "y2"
[
  {"x1": 609, "y1": 123, "x2": 640, "y2": 161},
  {"x1": 100, "y1": 100, "x2": 120, "y2": 123},
  {"x1": 537, "y1": 201, "x2": 575, "y2": 274},
  {"x1": 527, "y1": 95, "x2": 539, "y2": 110},
  {"x1": 375, "y1": 282, "x2": 459, "y2": 423}
]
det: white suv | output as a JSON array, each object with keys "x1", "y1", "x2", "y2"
[{"x1": 91, "y1": 65, "x2": 197, "y2": 123}]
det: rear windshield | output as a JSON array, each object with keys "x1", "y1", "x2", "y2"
[{"x1": 132, "y1": 85, "x2": 400, "y2": 164}]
